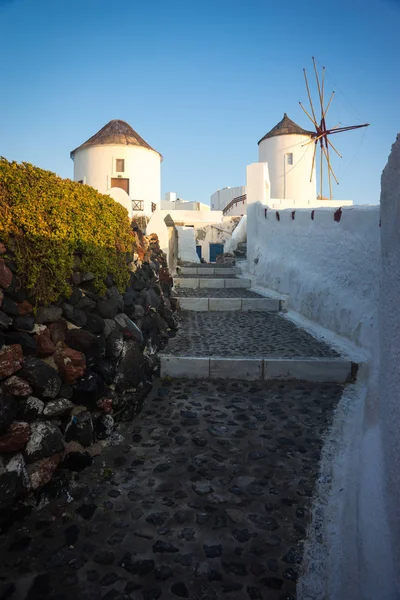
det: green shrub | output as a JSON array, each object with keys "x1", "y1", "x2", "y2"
[{"x1": 0, "y1": 158, "x2": 135, "y2": 305}]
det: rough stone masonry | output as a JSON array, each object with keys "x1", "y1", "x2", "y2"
[{"x1": 0, "y1": 228, "x2": 178, "y2": 511}]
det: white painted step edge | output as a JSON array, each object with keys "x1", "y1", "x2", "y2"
[
  {"x1": 174, "y1": 278, "x2": 252, "y2": 289},
  {"x1": 159, "y1": 355, "x2": 355, "y2": 383},
  {"x1": 179, "y1": 266, "x2": 242, "y2": 276},
  {"x1": 178, "y1": 297, "x2": 281, "y2": 312}
]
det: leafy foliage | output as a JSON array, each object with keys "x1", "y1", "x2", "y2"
[{"x1": 0, "y1": 158, "x2": 135, "y2": 304}]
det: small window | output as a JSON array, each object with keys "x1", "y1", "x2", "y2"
[
  {"x1": 77, "y1": 180, "x2": 83, "y2": 184},
  {"x1": 116, "y1": 158, "x2": 125, "y2": 172},
  {"x1": 287, "y1": 153, "x2": 293, "y2": 165}
]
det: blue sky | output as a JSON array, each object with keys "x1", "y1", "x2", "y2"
[{"x1": 0, "y1": 0, "x2": 398, "y2": 205}]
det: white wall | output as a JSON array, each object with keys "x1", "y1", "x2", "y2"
[
  {"x1": 146, "y1": 210, "x2": 177, "y2": 271},
  {"x1": 259, "y1": 133, "x2": 316, "y2": 201},
  {"x1": 176, "y1": 226, "x2": 200, "y2": 264},
  {"x1": 268, "y1": 198, "x2": 353, "y2": 209},
  {"x1": 157, "y1": 209, "x2": 223, "y2": 225},
  {"x1": 165, "y1": 191, "x2": 177, "y2": 202},
  {"x1": 210, "y1": 186, "x2": 245, "y2": 211},
  {"x1": 247, "y1": 202, "x2": 380, "y2": 350},
  {"x1": 73, "y1": 144, "x2": 161, "y2": 216},
  {"x1": 246, "y1": 162, "x2": 270, "y2": 207},
  {"x1": 160, "y1": 200, "x2": 210, "y2": 212},
  {"x1": 224, "y1": 215, "x2": 247, "y2": 254},
  {"x1": 379, "y1": 133, "x2": 400, "y2": 597},
  {"x1": 106, "y1": 187, "x2": 132, "y2": 219},
  {"x1": 298, "y1": 139, "x2": 400, "y2": 600},
  {"x1": 146, "y1": 211, "x2": 170, "y2": 259}
]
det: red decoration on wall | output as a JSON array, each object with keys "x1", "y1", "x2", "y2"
[{"x1": 334, "y1": 208, "x2": 342, "y2": 222}]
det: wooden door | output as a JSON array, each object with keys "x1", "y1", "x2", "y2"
[
  {"x1": 111, "y1": 178, "x2": 129, "y2": 195},
  {"x1": 209, "y1": 243, "x2": 224, "y2": 263}
]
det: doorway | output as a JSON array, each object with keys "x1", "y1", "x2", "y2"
[
  {"x1": 111, "y1": 178, "x2": 129, "y2": 195},
  {"x1": 209, "y1": 243, "x2": 224, "y2": 263}
]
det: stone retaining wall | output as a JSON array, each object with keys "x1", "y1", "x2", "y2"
[{"x1": 0, "y1": 227, "x2": 177, "y2": 511}]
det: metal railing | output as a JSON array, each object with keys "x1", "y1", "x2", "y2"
[
  {"x1": 222, "y1": 194, "x2": 247, "y2": 215},
  {"x1": 132, "y1": 200, "x2": 144, "y2": 211}
]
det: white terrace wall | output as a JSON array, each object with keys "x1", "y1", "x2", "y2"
[
  {"x1": 247, "y1": 203, "x2": 380, "y2": 350},
  {"x1": 379, "y1": 133, "x2": 400, "y2": 597}
]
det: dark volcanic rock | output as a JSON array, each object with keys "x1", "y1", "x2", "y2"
[
  {"x1": 66, "y1": 329, "x2": 105, "y2": 365},
  {"x1": 106, "y1": 329, "x2": 124, "y2": 360},
  {"x1": 3, "y1": 331, "x2": 36, "y2": 356},
  {"x1": 0, "y1": 421, "x2": 30, "y2": 452},
  {"x1": 0, "y1": 344, "x2": 24, "y2": 378},
  {"x1": 84, "y1": 313, "x2": 105, "y2": 335},
  {"x1": 72, "y1": 371, "x2": 106, "y2": 408},
  {"x1": 97, "y1": 297, "x2": 120, "y2": 320},
  {"x1": 114, "y1": 313, "x2": 143, "y2": 343},
  {"x1": 1, "y1": 297, "x2": 18, "y2": 317},
  {"x1": 25, "y1": 421, "x2": 64, "y2": 463},
  {"x1": 61, "y1": 303, "x2": 87, "y2": 327},
  {"x1": 118, "y1": 553, "x2": 154, "y2": 575},
  {"x1": 17, "y1": 396, "x2": 44, "y2": 422},
  {"x1": 65, "y1": 411, "x2": 94, "y2": 447},
  {"x1": 0, "y1": 311, "x2": 12, "y2": 330},
  {"x1": 35, "y1": 306, "x2": 63, "y2": 324},
  {"x1": 0, "y1": 394, "x2": 16, "y2": 434},
  {"x1": 20, "y1": 357, "x2": 61, "y2": 399},
  {"x1": 153, "y1": 541, "x2": 179, "y2": 553},
  {"x1": 92, "y1": 359, "x2": 116, "y2": 385},
  {"x1": 0, "y1": 454, "x2": 29, "y2": 511},
  {"x1": 12, "y1": 315, "x2": 35, "y2": 331},
  {"x1": 115, "y1": 340, "x2": 147, "y2": 392}
]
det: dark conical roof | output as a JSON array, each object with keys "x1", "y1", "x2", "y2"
[
  {"x1": 258, "y1": 113, "x2": 315, "y2": 144},
  {"x1": 70, "y1": 119, "x2": 162, "y2": 159}
]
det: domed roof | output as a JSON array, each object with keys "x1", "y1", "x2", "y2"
[
  {"x1": 70, "y1": 119, "x2": 162, "y2": 159},
  {"x1": 258, "y1": 113, "x2": 315, "y2": 144}
]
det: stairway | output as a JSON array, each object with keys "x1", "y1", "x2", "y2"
[
  {"x1": 163, "y1": 264, "x2": 353, "y2": 382},
  {"x1": 0, "y1": 264, "x2": 356, "y2": 600}
]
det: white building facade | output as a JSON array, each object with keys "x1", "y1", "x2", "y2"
[
  {"x1": 161, "y1": 192, "x2": 211, "y2": 212},
  {"x1": 70, "y1": 119, "x2": 162, "y2": 218},
  {"x1": 211, "y1": 114, "x2": 350, "y2": 216},
  {"x1": 258, "y1": 113, "x2": 316, "y2": 202},
  {"x1": 210, "y1": 186, "x2": 246, "y2": 212}
]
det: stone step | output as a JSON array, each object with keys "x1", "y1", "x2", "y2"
[
  {"x1": 178, "y1": 297, "x2": 280, "y2": 312},
  {"x1": 160, "y1": 355, "x2": 353, "y2": 383},
  {"x1": 161, "y1": 311, "x2": 353, "y2": 382},
  {"x1": 179, "y1": 266, "x2": 241, "y2": 276},
  {"x1": 174, "y1": 277, "x2": 251, "y2": 289}
]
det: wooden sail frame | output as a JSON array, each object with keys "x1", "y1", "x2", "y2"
[{"x1": 299, "y1": 57, "x2": 369, "y2": 200}]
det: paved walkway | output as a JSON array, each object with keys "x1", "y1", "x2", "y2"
[
  {"x1": 0, "y1": 379, "x2": 343, "y2": 600},
  {"x1": 175, "y1": 289, "x2": 262, "y2": 299},
  {"x1": 0, "y1": 264, "x2": 346, "y2": 600},
  {"x1": 165, "y1": 312, "x2": 340, "y2": 358}
]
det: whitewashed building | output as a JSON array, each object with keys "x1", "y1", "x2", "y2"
[
  {"x1": 258, "y1": 113, "x2": 316, "y2": 202},
  {"x1": 161, "y1": 192, "x2": 211, "y2": 212},
  {"x1": 213, "y1": 114, "x2": 352, "y2": 217},
  {"x1": 70, "y1": 119, "x2": 162, "y2": 218}
]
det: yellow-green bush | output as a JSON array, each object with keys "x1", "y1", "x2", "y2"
[{"x1": 0, "y1": 158, "x2": 135, "y2": 305}]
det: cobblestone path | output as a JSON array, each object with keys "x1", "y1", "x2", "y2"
[
  {"x1": 175, "y1": 289, "x2": 263, "y2": 299},
  {"x1": 0, "y1": 379, "x2": 343, "y2": 600},
  {"x1": 165, "y1": 312, "x2": 340, "y2": 358},
  {"x1": 177, "y1": 274, "x2": 238, "y2": 279}
]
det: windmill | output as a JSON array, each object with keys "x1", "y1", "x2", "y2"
[{"x1": 299, "y1": 57, "x2": 369, "y2": 200}]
